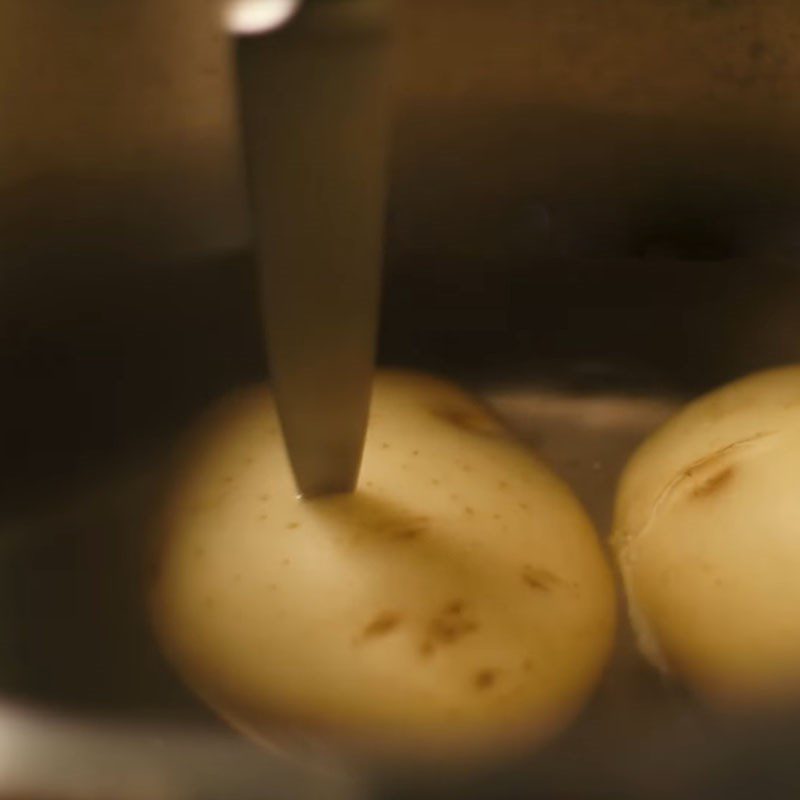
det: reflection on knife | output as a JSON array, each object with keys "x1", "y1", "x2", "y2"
[{"x1": 227, "y1": 0, "x2": 392, "y2": 497}]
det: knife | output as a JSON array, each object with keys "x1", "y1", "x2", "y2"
[{"x1": 227, "y1": 0, "x2": 391, "y2": 497}]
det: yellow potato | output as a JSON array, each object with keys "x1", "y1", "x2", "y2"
[
  {"x1": 614, "y1": 365, "x2": 800, "y2": 708},
  {"x1": 150, "y1": 371, "x2": 615, "y2": 758}
]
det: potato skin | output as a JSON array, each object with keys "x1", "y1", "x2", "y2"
[
  {"x1": 613, "y1": 365, "x2": 800, "y2": 707},
  {"x1": 150, "y1": 371, "x2": 615, "y2": 758}
]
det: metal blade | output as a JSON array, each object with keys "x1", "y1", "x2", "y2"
[{"x1": 229, "y1": 0, "x2": 391, "y2": 497}]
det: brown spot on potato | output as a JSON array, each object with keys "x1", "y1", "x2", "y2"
[
  {"x1": 393, "y1": 526, "x2": 425, "y2": 541},
  {"x1": 432, "y1": 618, "x2": 477, "y2": 642},
  {"x1": 259, "y1": 494, "x2": 269, "y2": 501},
  {"x1": 644, "y1": 432, "x2": 775, "y2": 524},
  {"x1": 361, "y1": 611, "x2": 402, "y2": 640},
  {"x1": 434, "y1": 405, "x2": 501, "y2": 435},
  {"x1": 691, "y1": 465, "x2": 735, "y2": 498},
  {"x1": 445, "y1": 600, "x2": 465, "y2": 615},
  {"x1": 474, "y1": 669, "x2": 498, "y2": 690},
  {"x1": 521, "y1": 565, "x2": 561, "y2": 591},
  {"x1": 287, "y1": 522, "x2": 300, "y2": 530},
  {"x1": 383, "y1": 515, "x2": 429, "y2": 542},
  {"x1": 424, "y1": 602, "x2": 478, "y2": 652}
]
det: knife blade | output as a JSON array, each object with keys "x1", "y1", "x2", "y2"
[{"x1": 228, "y1": 0, "x2": 391, "y2": 497}]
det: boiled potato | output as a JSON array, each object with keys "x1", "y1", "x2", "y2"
[
  {"x1": 614, "y1": 365, "x2": 800, "y2": 708},
  {"x1": 150, "y1": 371, "x2": 615, "y2": 758}
]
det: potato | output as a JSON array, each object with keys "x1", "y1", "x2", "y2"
[
  {"x1": 149, "y1": 371, "x2": 615, "y2": 758},
  {"x1": 613, "y1": 365, "x2": 800, "y2": 708}
]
